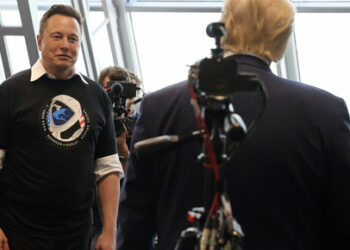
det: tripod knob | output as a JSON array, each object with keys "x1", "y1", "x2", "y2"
[
  {"x1": 224, "y1": 113, "x2": 247, "y2": 142},
  {"x1": 174, "y1": 227, "x2": 201, "y2": 250}
]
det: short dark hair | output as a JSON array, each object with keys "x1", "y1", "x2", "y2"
[{"x1": 39, "y1": 4, "x2": 82, "y2": 36}]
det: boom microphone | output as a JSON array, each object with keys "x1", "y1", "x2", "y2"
[
  {"x1": 134, "y1": 130, "x2": 201, "y2": 157},
  {"x1": 132, "y1": 98, "x2": 143, "y2": 105}
]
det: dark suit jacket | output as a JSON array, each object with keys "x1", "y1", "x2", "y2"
[{"x1": 117, "y1": 55, "x2": 350, "y2": 250}]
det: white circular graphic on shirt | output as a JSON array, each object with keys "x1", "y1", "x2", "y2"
[{"x1": 40, "y1": 94, "x2": 90, "y2": 148}]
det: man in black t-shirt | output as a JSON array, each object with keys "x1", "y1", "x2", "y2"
[{"x1": 0, "y1": 5, "x2": 123, "y2": 250}]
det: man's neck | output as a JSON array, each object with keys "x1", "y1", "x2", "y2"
[
  {"x1": 41, "y1": 62, "x2": 75, "y2": 80},
  {"x1": 50, "y1": 68, "x2": 75, "y2": 80}
]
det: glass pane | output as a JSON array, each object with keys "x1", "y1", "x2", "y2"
[
  {"x1": 76, "y1": 47, "x2": 87, "y2": 75},
  {"x1": 295, "y1": 13, "x2": 350, "y2": 107},
  {"x1": 5, "y1": 36, "x2": 30, "y2": 75},
  {"x1": 131, "y1": 12, "x2": 221, "y2": 92},
  {"x1": 37, "y1": 10, "x2": 45, "y2": 22},
  {"x1": 0, "y1": 1, "x2": 21, "y2": 26},
  {"x1": 89, "y1": 11, "x2": 114, "y2": 74},
  {"x1": 270, "y1": 62, "x2": 277, "y2": 75}
]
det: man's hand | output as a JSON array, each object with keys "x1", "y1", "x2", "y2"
[
  {"x1": 96, "y1": 174, "x2": 119, "y2": 250},
  {"x1": 94, "y1": 230, "x2": 116, "y2": 250},
  {"x1": 0, "y1": 228, "x2": 9, "y2": 250}
]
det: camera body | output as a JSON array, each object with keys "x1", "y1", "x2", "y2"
[
  {"x1": 197, "y1": 57, "x2": 261, "y2": 96},
  {"x1": 107, "y1": 81, "x2": 137, "y2": 99}
]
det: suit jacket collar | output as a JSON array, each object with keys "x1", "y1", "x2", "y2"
[{"x1": 227, "y1": 54, "x2": 271, "y2": 72}]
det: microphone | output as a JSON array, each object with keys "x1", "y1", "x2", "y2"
[
  {"x1": 134, "y1": 130, "x2": 201, "y2": 157},
  {"x1": 206, "y1": 22, "x2": 226, "y2": 38},
  {"x1": 132, "y1": 98, "x2": 143, "y2": 105},
  {"x1": 111, "y1": 82, "x2": 124, "y2": 96}
]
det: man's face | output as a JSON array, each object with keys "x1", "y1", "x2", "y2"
[
  {"x1": 37, "y1": 14, "x2": 81, "y2": 78},
  {"x1": 102, "y1": 76, "x2": 110, "y2": 89}
]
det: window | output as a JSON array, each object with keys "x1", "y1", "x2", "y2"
[
  {"x1": 295, "y1": 13, "x2": 350, "y2": 107},
  {"x1": 88, "y1": 10, "x2": 114, "y2": 73},
  {"x1": 131, "y1": 12, "x2": 221, "y2": 92},
  {"x1": 0, "y1": 8, "x2": 21, "y2": 26},
  {"x1": 5, "y1": 36, "x2": 30, "y2": 75}
]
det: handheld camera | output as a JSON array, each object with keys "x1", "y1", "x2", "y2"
[{"x1": 106, "y1": 81, "x2": 138, "y2": 138}]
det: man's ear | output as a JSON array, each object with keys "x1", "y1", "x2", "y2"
[{"x1": 37, "y1": 34, "x2": 42, "y2": 51}]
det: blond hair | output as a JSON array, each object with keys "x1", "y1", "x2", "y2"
[{"x1": 221, "y1": 0, "x2": 295, "y2": 62}]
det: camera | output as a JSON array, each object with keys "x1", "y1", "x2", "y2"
[
  {"x1": 105, "y1": 81, "x2": 138, "y2": 139},
  {"x1": 189, "y1": 22, "x2": 262, "y2": 97}
]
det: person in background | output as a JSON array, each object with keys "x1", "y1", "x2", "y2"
[
  {"x1": 98, "y1": 66, "x2": 142, "y2": 121},
  {"x1": 90, "y1": 66, "x2": 143, "y2": 250},
  {"x1": 117, "y1": 0, "x2": 350, "y2": 249},
  {"x1": 98, "y1": 66, "x2": 143, "y2": 166},
  {"x1": 0, "y1": 5, "x2": 122, "y2": 250}
]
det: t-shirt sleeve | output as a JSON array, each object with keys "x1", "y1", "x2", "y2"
[{"x1": 95, "y1": 154, "x2": 123, "y2": 181}]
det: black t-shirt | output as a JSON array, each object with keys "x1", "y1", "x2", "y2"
[{"x1": 0, "y1": 70, "x2": 117, "y2": 240}]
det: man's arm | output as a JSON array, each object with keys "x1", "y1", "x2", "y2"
[
  {"x1": 95, "y1": 173, "x2": 120, "y2": 250},
  {"x1": 116, "y1": 132, "x2": 129, "y2": 172},
  {"x1": 0, "y1": 149, "x2": 6, "y2": 170},
  {"x1": 0, "y1": 150, "x2": 7, "y2": 249},
  {"x1": 0, "y1": 228, "x2": 9, "y2": 250}
]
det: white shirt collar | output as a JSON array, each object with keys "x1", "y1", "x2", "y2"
[{"x1": 30, "y1": 59, "x2": 88, "y2": 85}]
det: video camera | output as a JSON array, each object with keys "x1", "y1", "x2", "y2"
[{"x1": 105, "y1": 81, "x2": 139, "y2": 138}]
